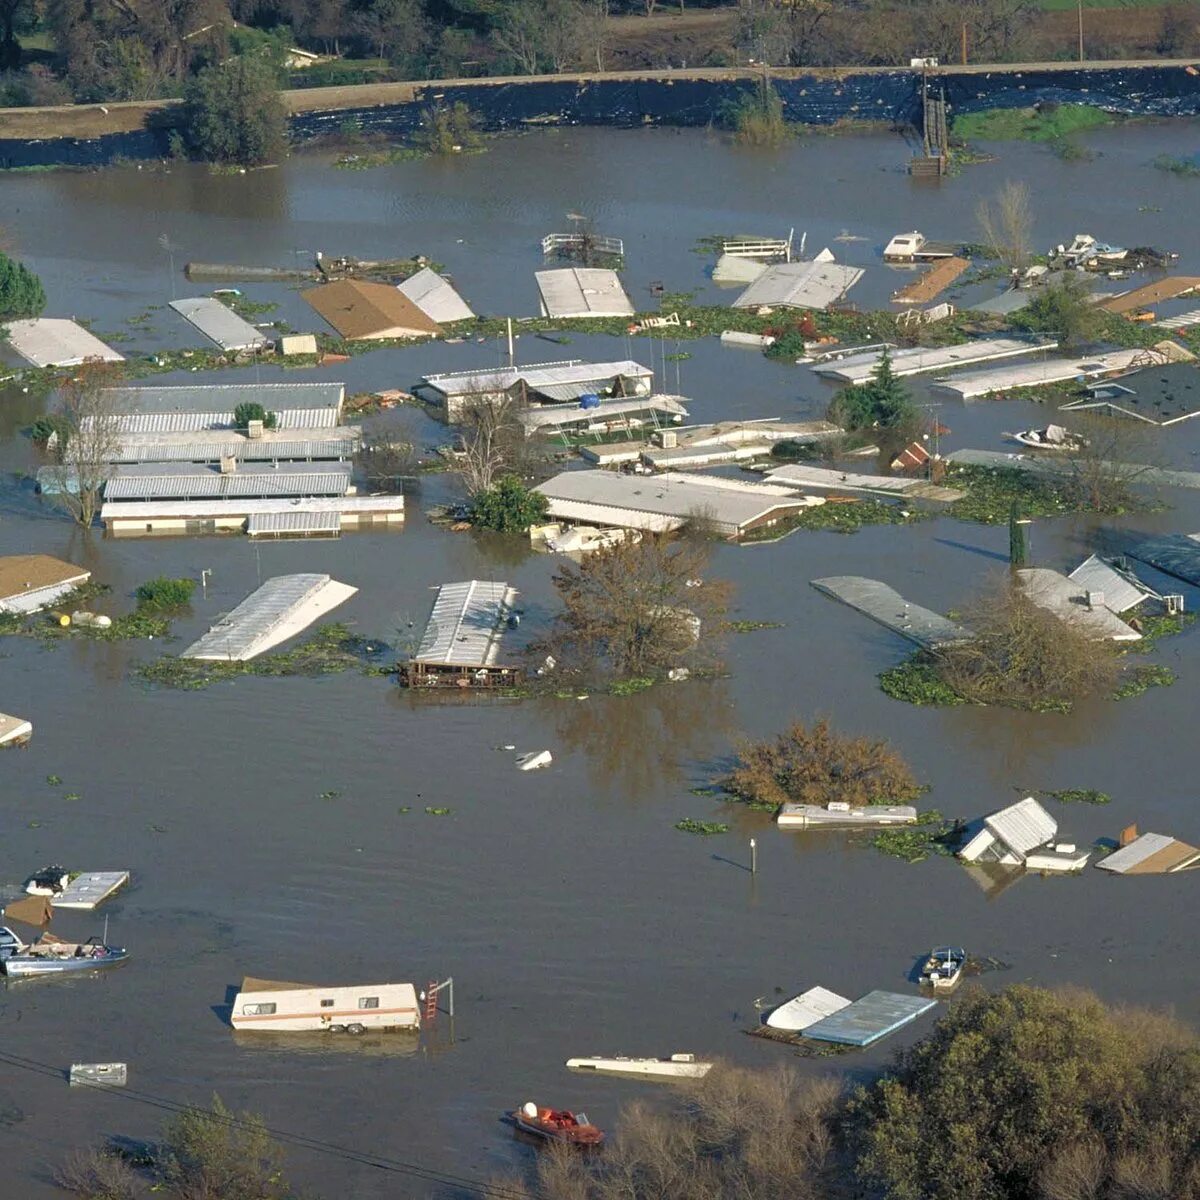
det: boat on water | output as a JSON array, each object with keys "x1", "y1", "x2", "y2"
[
  {"x1": 516, "y1": 750, "x2": 553, "y2": 771},
  {"x1": 512, "y1": 1102, "x2": 604, "y2": 1145},
  {"x1": 920, "y1": 946, "x2": 966, "y2": 992},
  {"x1": 1009, "y1": 424, "x2": 1085, "y2": 452},
  {"x1": 566, "y1": 1053, "x2": 712, "y2": 1080},
  {"x1": 0, "y1": 926, "x2": 129, "y2": 978},
  {"x1": 24, "y1": 865, "x2": 70, "y2": 896}
]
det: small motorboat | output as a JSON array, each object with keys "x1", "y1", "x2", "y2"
[
  {"x1": 512, "y1": 1102, "x2": 604, "y2": 1145},
  {"x1": 0, "y1": 926, "x2": 129, "y2": 978},
  {"x1": 516, "y1": 750, "x2": 553, "y2": 772},
  {"x1": 1008, "y1": 424, "x2": 1085, "y2": 452},
  {"x1": 565, "y1": 1053, "x2": 712, "y2": 1080},
  {"x1": 920, "y1": 946, "x2": 966, "y2": 992}
]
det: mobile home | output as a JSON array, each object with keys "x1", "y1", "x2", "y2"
[{"x1": 230, "y1": 978, "x2": 420, "y2": 1033}]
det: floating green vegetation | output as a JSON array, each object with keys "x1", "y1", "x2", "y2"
[
  {"x1": 870, "y1": 811, "x2": 956, "y2": 863},
  {"x1": 134, "y1": 577, "x2": 197, "y2": 612},
  {"x1": 335, "y1": 146, "x2": 426, "y2": 169},
  {"x1": 425, "y1": 806, "x2": 451, "y2": 816},
  {"x1": 1112, "y1": 663, "x2": 1176, "y2": 701},
  {"x1": 947, "y1": 464, "x2": 1079, "y2": 524},
  {"x1": 398, "y1": 806, "x2": 411, "y2": 814},
  {"x1": 674, "y1": 818, "x2": 730, "y2": 836},
  {"x1": 135, "y1": 624, "x2": 389, "y2": 690},
  {"x1": 45, "y1": 775, "x2": 62, "y2": 786},
  {"x1": 319, "y1": 790, "x2": 341, "y2": 800},
  {"x1": 952, "y1": 104, "x2": 1113, "y2": 144},
  {"x1": 725, "y1": 620, "x2": 785, "y2": 633},
  {"x1": 744, "y1": 500, "x2": 917, "y2": 542},
  {"x1": 879, "y1": 656, "x2": 966, "y2": 707},
  {"x1": 609, "y1": 676, "x2": 655, "y2": 696},
  {"x1": 1040, "y1": 788, "x2": 1111, "y2": 805},
  {"x1": 1152, "y1": 153, "x2": 1200, "y2": 178},
  {"x1": 218, "y1": 295, "x2": 279, "y2": 318},
  {"x1": 63, "y1": 792, "x2": 81, "y2": 801},
  {"x1": 1133, "y1": 611, "x2": 1196, "y2": 649}
]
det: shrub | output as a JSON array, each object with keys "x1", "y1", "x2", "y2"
[
  {"x1": 0, "y1": 249, "x2": 46, "y2": 320},
  {"x1": 232, "y1": 402, "x2": 279, "y2": 431},
  {"x1": 135, "y1": 577, "x2": 197, "y2": 612},
  {"x1": 412, "y1": 101, "x2": 481, "y2": 155},
  {"x1": 724, "y1": 717, "x2": 923, "y2": 809},
  {"x1": 722, "y1": 78, "x2": 789, "y2": 147},
  {"x1": 469, "y1": 475, "x2": 547, "y2": 533},
  {"x1": 827, "y1": 349, "x2": 918, "y2": 441}
]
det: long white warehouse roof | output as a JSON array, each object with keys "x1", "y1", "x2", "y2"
[
  {"x1": 413, "y1": 580, "x2": 518, "y2": 668},
  {"x1": 3, "y1": 318, "x2": 125, "y2": 367},
  {"x1": 814, "y1": 338, "x2": 1057, "y2": 384}
]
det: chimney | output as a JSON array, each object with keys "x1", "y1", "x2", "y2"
[
  {"x1": 247, "y1": 418, "x2": 264, "y2": 440},
  {"x1": 219, "y1": 455, "x2": 237, "y2": 475},
  {"x1": 1086, "y1": 590, "x2": 1105, "y2": 611}
]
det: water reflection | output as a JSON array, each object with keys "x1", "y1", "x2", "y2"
[{"x1": 544, "y1": 678, "x2": 735, "y2": 801}]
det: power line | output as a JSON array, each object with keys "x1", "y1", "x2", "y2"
[{"x1": 0, "y1": 1048, "x2": 534, "y2": 1200}]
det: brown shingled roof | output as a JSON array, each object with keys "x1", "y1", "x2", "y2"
[
  {"x1": 0, "y1": 554, "x2": 91, "y2": 602},
  {"x1": 302, "y1": 279, "x2": 441, "y2": 341}
]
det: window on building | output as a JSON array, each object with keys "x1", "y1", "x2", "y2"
[
  {"x1": 358, "y1": 996, "x2": 380, "y2": 1009},
  {"x1": 320, "y1": 998, "x2": 334, "y2": 1008},
  {"x1": 243, "y1": 1002, "x2": 277, "y2": 1015}
]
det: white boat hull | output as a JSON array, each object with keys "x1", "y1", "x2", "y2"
[{"x1": 566, "y1": 1056, "x2": 712, "y2": 1079}]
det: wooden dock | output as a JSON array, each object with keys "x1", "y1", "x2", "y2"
[{"x1": 893, "y1": 256, "x2": 969, "y2": 305}]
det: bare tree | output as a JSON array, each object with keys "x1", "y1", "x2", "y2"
[
  {"x1": 1057, "y1": 411, "x2": 1160, "y2": 512},
  {"x1": 360, "y1": 437, "x2": 416, "y2": 493},
  {"x1": 456, "y1": 394, "x2": 530, "y2": 496},
  {"x1": 977, "y1": 179, "x2": 1033, "y2": 272},
  {"x1": 534, "y1": 534, "x2": 733, "y2": 682},
  {"x1": 54, "y1": 1146, "x2": 141, "y2": 1199},
  {"x1": 44, "y1": 361, "x2": 123, "y2": 528}
]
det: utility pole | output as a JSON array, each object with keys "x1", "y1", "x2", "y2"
[{"x1": 961, "y1": 22, "x2": 968, "y2": 66}]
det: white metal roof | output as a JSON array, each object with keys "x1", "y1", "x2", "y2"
[
  {"x1": 113, "y1": 427, "x2": 359, "y2": 463},
  {"x1": 1016, "y1": 568, "x2": 1141, "y2": 641},
  {"x1": 535, "y1": 268, "x2": 634, "y2": 318},
  {"x1": 3, "y1": 318, "x2": 125, "y2": 367},
  {"x1": 732, "y1": 259, "x2": 863, "y2": 311},
  {"x1": 536, "y1": 470, "x2": 806, "y2": 536},
  {"x1": 933, "y1": 349, "x2": 1170, "y2": 399},
  {"x1": 765, "y1": 986, "x2": 852, "y2": 1032},
  {"x1": 414, "y1": 580, "x2": 518, "y2": 668},
  {"x1": 814, "y1": 338, "x2": 1054, "y2": 384},
  {"x1": 247, "y1": 511, "x2": 342, "y2": 536},
  {"x1": 397, "y1": 268, "x2": 475, "y2": 323},
  {"x1": 101, "y1": 495, "x2": 403, "y2": 521},
  {"x1": 182, "y1": 574, "x2": 357, "y2": 661},
  {"x1": 104, "y1": 465, "x2": 351, "y2": 501},
  {"x1": 1067, "y1": 554, "x2": 1151, "y2": 614},
  {"x1": 101, "y1": 382, "x2": 344, "y2": 433},
  {"x1": 1097, "y1": 833, "x2": 1200, "y2": 874},
  {"x1": 419, "y1": 359, "x2": 652, "y2": 398},
  {"x1": 169, "y1": 297, "x2": 272, "y2": 352},
  {"x1": 985, "y1": 796, "x2": 1058, "y2": 857}
]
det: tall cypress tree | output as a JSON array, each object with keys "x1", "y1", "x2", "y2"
[{"x1": 0, "y1": 251, "x2": 47, "y2": 320}]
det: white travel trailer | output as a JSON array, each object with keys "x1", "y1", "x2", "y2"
[{"x1": 231, "y1": 977, "x2": 420, "y2": 1034}]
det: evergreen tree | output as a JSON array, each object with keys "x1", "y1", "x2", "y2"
[
  {"x1": 828, "y1": 348, "x2": 917, "y2": 434},
  {"x1": 180, "y1": 56, "x2": 287, "y2": 166},
  {"x1": 469, "y1": 475, "x2": 548, "y2": 533},
  {"x1": 0, "y1": 250, "x2": 47, "y2": 320}
]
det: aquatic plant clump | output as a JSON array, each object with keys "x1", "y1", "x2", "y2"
[
  {"x1": 674, "y1": 818, "x2": 730, "y2": 836},
  {"x1": 870, "y1": 812, "x2": 956, "y2": 863}
]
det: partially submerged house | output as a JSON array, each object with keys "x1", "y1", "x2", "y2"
[
  {"x1": 535, "y1": 470, "x2": 809, "y2": 541},
  {"x1": 99, "y1": 382, "x2": 346, "y2": 432},
  {"x1": 1097, "y1": 827, "x2": 1200, "y2": 875},
  {"x1": 2, "y1": 318, "x2": 124, "y2": 367},
  {"x1": 1016, "y1": 568, "x2": 1141, "y2": 641},
  {"x1": 520, "y1": 395, "x2": 688, "y2": 440},
  {"x1": 109, "y1": 427, "x2": 360, "y2": 465},
  {"x1": 100, "y1": 495, "x2": 403, "y2": 538},
  {"x1": 169, "y1": 298, "x2": 272, "y2": 353},
  {"x1": 1066, "y1": 554, "x2": 1156, "y2": 615},
  {"x1": 303, "y1": 279, "x2": 441, "y2": 341},
  {"x1": 535, "y1": 268, "x2": 634, "y2": 319},
  {"x1": 397, "y1": 267, "x2": 474, "y2": 323},
  {"x1": 402, "y1": 580, "x2": 522, "y2": 689},
  {"x1": 732, "y1": 255, "x2": 863, "y2": 312},
  {"x1": 0, "y1": 554, "x2": 91, "y2": 614},
  {"x1": 959, "y1": 796, "x2": 1090, "y2": 873},
  {"x1": 416, "y1": 359, "x2": 653, "y2": 422},
  {"x1": 638, "y1": 420, "x2": 841, "y2": 470},
  {"x1": 182, "y1": 574, "x2": 357, "y2": 661}
]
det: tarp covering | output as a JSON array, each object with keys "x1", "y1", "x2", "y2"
[{"x1": 4, "y1": 894, "x2": 52, "y2": 927}]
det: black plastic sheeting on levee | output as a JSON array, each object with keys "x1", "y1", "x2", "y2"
[
  {"x1": 4, "y1": 64, "x2": 1200, "y2": 169},
  {"x1": 939, "y1": 64, "x2": 1200, "y2": 117}
]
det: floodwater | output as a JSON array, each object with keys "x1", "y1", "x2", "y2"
[{"x1": 3, "y1": 122, "x2": 1200, "y2": 1197}]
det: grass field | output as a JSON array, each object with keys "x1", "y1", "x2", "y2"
[{"x1": 1038, "y1": 0, "x2": 1163, "y2": 10}]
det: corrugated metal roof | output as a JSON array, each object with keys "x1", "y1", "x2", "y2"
[
  {"x1": 985, "y1": 796, "x2": 1057, "y2": 856},
  {"x1": 104, "y1": 465, "x2": 351, "y2": 501},
  {"x1": 169, "y1": 297, "x2": 272, "y2": 352},
  {"x1": 397, "y1": 268, "x2": 475, "y2": 323},
  {"x1": 733, "y1": 260, "x2": 864, "y2": 311},
  {"x1": 105, "y1": 382, "x2": 344, "y2": 413},
  {"x1": 520, "y1": 360, "x2": 651, "y2": 389},
  {"x1": 518, "y1": 395, "x2": 688, "y2": 432},
  {"x1": 1016, "y1": 568, "x2": 1141, "y2": 641},
  {"x1": 802, "y1": 991, "x2": 937, "y2": 1046},
  {"x1": 182, "y1": 574, "x2": 356, "y2": 660},
  {"x1": 113, "y1": 429, "x2": 358, "y2": 463},
  {"x1": 101, "y1": 495, "x2": 404, "y2": 521},
  {"x1": 247, "y1": 511, "x2": 342, "y2": 536},
  {"x1": 414, "y1": 580, "x2": 517, "y2": 668},
  {"x1": 3, "y1": 318, "x2": 124, "y2": 367},
  {"x1": 535, "y1": 268, "x2": 634, "y2": 318},
  {"x1": 1097, "y1": 833, "x2": 1200, "y2": 874},
  {"x1": 1067, "y1": 554, "x2": 1152, "y2": 614}
]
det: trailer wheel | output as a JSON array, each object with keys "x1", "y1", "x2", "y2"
[
  {"x1": 347, "y1": 1023, "x2": 366, "y2": 1035},
  {"x1": 329, "y1": 1025, "x2": 346, "y2": 1034}
]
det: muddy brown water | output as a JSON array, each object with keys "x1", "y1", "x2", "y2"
[{"x1": 2, "y1": 124, "x2": 1200, "y2": 1197}]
